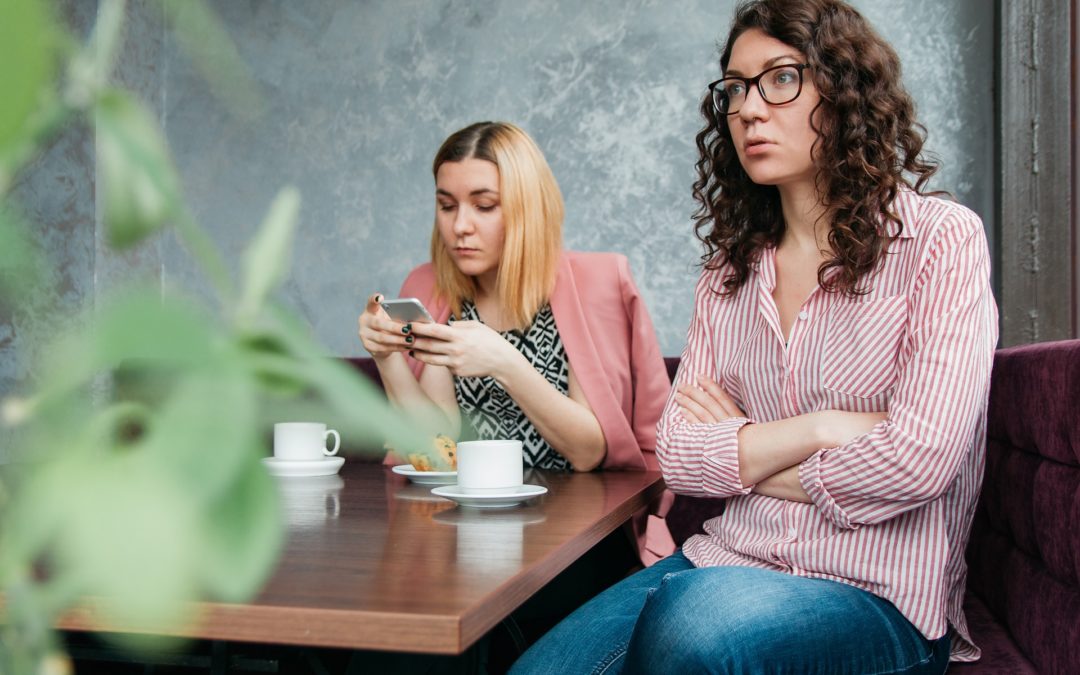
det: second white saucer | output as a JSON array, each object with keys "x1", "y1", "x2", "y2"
[
  {"x1": 391, "y1": 463, "x2": 458, "y2": 485},
  {"x1": 262, "y1": 456, "x2": 345, "y2": 478},
  {"x1": 430, "y1": 484, "x2": 547, "y2": 508}
]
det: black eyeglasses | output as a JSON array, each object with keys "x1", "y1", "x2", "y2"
[{"x1": 709, "y1": 63, "x2": 811, "y2": 115}]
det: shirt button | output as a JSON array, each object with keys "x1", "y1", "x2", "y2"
[{"x1": 798, "y1": 310, "x2": 809, "y2": 321}]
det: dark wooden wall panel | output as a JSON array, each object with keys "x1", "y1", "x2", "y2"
[{"x1": 998, "y1": 0, "x2": 1076, "y2": 345}]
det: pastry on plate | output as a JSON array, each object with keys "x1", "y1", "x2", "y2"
[{"x1": 406, "y1": 434, "x2": 457, "y2": 471}]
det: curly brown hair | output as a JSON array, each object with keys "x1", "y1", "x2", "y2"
[{"x1": 692, "y1": 0, "x2": 940, "y2": 295}]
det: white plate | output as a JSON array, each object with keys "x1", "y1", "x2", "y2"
[
  {"x1": 262, "y1": 456, "x2": 344, "y2": 478},
  {"x1": 391, "y1": 463, "x2": 458, "y2": 485},
  {"x1": 430, "y1": 484, "x2": 548, "y2": 509}
]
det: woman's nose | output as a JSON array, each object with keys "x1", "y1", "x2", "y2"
[
  {"x1": 738, "y1": 85, "x2": 769, "y2": 122},
  {"x1": 453, "y1": 208, "x2": 473, "y2": 235}
]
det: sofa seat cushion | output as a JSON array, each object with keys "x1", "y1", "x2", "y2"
[{"x1": 949, "y1": 593, "x2": 1037, "y2": 673}]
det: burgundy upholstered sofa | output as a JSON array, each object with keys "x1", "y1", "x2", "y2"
[{"x1": 345, "y1": 339, "x2": 1080, "y2": 674}]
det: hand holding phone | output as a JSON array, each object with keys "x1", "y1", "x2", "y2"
[
  {"x1": 359, "y1": 294, "x2": 434, "y2": 361},
  {"x1": 380, "y1": 297, "x2": 434, "y2": 323}
]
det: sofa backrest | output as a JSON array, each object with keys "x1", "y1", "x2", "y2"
[
  {"x1": 342, "y1": 357, "x2": 383, "y2": 390},
  {"x1": 964, "y1": 339, "x2": 1080, "y2": 674}
]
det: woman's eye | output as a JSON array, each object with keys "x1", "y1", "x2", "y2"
[
  {"x1": 773, "y1": 70, "x2": 796, "y2": 85},
  {"x1": 727, "y1": 83, "x2": 745, "y2": 97},
  {"x1": 438, "y1": 203, "x2": 456, "y2": 212},
  {"x1": 476, "y1": 204, "x2": 498, "y2": 213}
]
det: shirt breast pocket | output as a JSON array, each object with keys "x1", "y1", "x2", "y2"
[{"x1": 821, "y1": 294, "x2": 908, "y2": 399}]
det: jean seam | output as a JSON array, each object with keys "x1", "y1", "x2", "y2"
[
  {"x1": 592, "y1": 644, "x2": 627, "y2": 675},
  {"x1": 862, "y1": 638, "x2": 944, "y2": 675}
]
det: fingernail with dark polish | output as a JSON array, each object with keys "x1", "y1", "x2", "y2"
[
  {"x1": 405, "y1": 335, "x2": 413, "y2": 344},
  {"x1": 402, "y1": 323, "x2": 411, "y2": 334},
  {"x1": 408, "y1": 350, "x2": 415, "y2": 357}
]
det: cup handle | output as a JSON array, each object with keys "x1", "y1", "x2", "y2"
[{"x1": 324, "y1": 429, "x2": 341, "y2": 456}]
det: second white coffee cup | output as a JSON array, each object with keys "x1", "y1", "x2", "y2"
[
  {"x1": 273, "y1": 422, "x2": 341, "y2": 461},
  {"x1": 456, "y1": 439, "x2": 524, "y2": 494}
]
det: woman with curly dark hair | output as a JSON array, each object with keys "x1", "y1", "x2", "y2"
[{"x1": 511, "y1": 1, "x2": 997, "y2": 673}]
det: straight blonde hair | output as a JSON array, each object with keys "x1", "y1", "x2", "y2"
[{"x1": 429, "y1": 122, "x2": 563, "y2": 330}]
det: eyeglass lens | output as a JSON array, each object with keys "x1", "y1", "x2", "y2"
[{"x1": 713, "y1": 64, "x2": 805, "y2": 115}]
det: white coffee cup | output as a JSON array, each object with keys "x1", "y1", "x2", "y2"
[
  {"x1": 273, "y1": 422, "x2": 341, "y2": 461},
  {"x1": 456, "y1": 439, "x2": 523, "y2": 494}
]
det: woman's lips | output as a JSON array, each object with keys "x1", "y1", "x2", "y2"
[{"x1": 744, "y1": 139, "x2": 773, "y2": 156}]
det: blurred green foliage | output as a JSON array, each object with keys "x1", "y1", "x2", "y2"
[
  {"x1": 0, "y1": 0, "x2": 55, "y2": 158},
  {"x1": 0, "y1": 0, "x2": 430, "y2": 671}
]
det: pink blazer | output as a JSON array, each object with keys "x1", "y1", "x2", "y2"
[{"x1": 396, "y1": 251, "x2": 676, "y2": 564}]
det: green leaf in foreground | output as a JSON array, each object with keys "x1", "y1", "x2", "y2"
[
  {"x1": 160, "y1": 0, "x2": 265, "y2": 122},
  {"x1": 41, "y1": 291, "x2": 221, "y2": 400},
  {"x1": 260, "y1": 308, "x2": 434, "y2": 458},
  {"x1": 0, "y1": 206, "x2": 42, "y2": 302},
  {"x1": 20, "y1": 452, "x2": 202, "y2": 635},
  {"x1": 237, "y1": 187, "x2": 300, "y2": 325},
  {"x1": 196, "y1": 458, "x2": 283, "y2": 602},
  {"x1": 95, "y1": 90, "x2": 181, "y2": 249},
  {"x1": 140, "y1": 367, "x2": 259, "y2": 502},
  {"x1": 0, "y1": 0, "x2": 56, "y2": 155}
]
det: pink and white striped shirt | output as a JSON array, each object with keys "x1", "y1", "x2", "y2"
[{"x1": 656, "y1": 190, "x2": 998, "y2": 661}]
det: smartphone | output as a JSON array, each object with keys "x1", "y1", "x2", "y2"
[{"x1": 380, "y1": 297, "x2": 434, "y2": 323}]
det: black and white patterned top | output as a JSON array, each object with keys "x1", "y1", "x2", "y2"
[{"x1": 452, "y1": 301, "x2": 572, "y2": 471}]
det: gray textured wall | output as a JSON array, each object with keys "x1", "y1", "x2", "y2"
[
  {"x1": 2, "y1": 0, "x2": 994, "y2": 405},
  {"x1": 164, "y1": 0, "x2": 994, "y2": 358}
]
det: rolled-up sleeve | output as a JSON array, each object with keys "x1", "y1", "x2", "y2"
[
  {"x1": 799, "y1": 213, "x2": 997, "y2": 529},
  {"x1": 656, "y1": 274, "x2": 755, "y2": 498}
]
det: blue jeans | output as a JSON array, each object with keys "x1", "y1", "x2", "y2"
[{"x1": 509, "y1": 551, "x2": 950, "y2": 675}]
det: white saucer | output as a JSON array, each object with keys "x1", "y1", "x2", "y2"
[
  {"x1": 262, "y1": 456, "x2": 345, "y2": 478},
  {"x1": 391, "y1": 463, "x2": 458, "y2": 485},
  {"x1": 430, "y1": 484, "x2": 547, "y2": 509}
]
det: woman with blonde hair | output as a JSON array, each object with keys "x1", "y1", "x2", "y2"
[{"x1": 358, "y1": 121, "x2": 673, "y2": 556}]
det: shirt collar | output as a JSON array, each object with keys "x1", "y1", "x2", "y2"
[{"x1": 882, "y1": 188, "x2": 919, "y2": 239}]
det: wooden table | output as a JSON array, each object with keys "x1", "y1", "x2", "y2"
[{"x1": 57, "y1": 461, "x2": 665, "y2": 655}]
